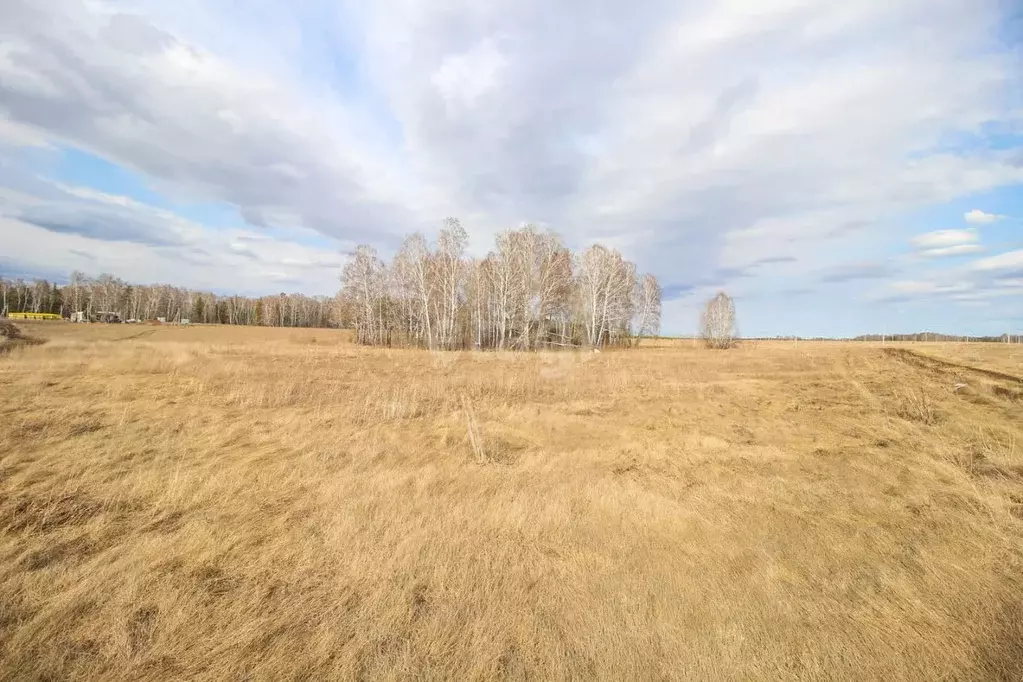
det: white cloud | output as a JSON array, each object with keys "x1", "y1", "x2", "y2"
[
  {"x1": 0, "y1": 0, "x2": 1022, "y2": 328},
  {"x1": 0, "y1": 179, "x2": 349, "y2": 293},
  {"x1": 964, "y1": 209, "x2": 1005, "y2": 224},
  {"x1": 919, "y1": 244, "x2": 983, "y2": 258},
  {"x1": 886, "y1": 280, "x2": 972, "y2": 296},
  {"x1": 971, "y1": 249, "x2": 1023, "y2": 272},
  {"x1": 910, "y1": 229, "x2": 977, "y2": 249},
  {"x1": 870, "y1": 247, "x2": 1023, "y2": 308},
  {"x1": 432, "y1": 40, "x2": 506, "y2": 111},
  {"x1": 909, "y1": 229, "x2": 982, "y2": 258},
  {"x1": 0, "y1": 116, "x2": 51, "y2": 148},
  {"x1": 0, "y1": 0, "x2": 436, "y2": 247}
]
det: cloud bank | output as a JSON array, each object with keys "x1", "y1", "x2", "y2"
[{"x1": 1, "y1": 0, "x2": 1021, "y2": 333}]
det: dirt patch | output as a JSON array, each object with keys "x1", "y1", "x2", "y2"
[
  {"x1": 884, "y1": 347, "x2": 1023, "y2": 410},
  {"x1": 0, "y1": 321, "x2": 45, "y2": 354},
  {"x1": 884, "y1": 347, "x2": 1023, "y2": 385},
  {"x1": 0, "y1": 321, "x2": 22, "y2": 340}
]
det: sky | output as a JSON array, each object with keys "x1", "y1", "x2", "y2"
[{"x1": 0, "y1": 0, "x2": 1021, "y2": 337}]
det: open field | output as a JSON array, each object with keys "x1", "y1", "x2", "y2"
[
  {"x1": 902, "y1": 342, "x2": 1023, "y2": 380},
  {"x1": 2, "y1": 322, "x2": 1023, "y2": 680}
]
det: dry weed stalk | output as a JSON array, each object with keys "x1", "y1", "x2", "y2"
[{"x1": 461, "y1": 394, "x2": 488, "y2": 464}]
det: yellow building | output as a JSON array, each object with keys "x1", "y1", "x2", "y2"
[{"x1": 6, "y1": 312, "x2": 62, "y2": 320}]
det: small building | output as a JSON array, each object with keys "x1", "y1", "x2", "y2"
[{"x1": 7, "y1": 312, "x2": 62, "y2": 321}]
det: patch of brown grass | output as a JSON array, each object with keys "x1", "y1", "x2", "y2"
[
  {"x1": 911, "y1": 341, "x2": 1023, "y2": 379},
  {"x1": 0, "y1": 321, "x2": 44, "y2": 355},
  {"x1": 2, "y1": 325, "x2": 1023, "y2": 679}
]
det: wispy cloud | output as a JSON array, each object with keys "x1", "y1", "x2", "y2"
[
  {"x1": 964, "y1": 209, "x2": 1005, "y2": 224},
  {"x1": 910, "y1": 229, "x2": 982, "y2": 258},
  {"x1": 875, "y1": 279, "x2": 974, "y2": 303},
  {"x1": 0, "y1": 0, "x2": 1022, "y2": 332},
  {"x1": 0, "y1": 178, "x2": 351, "y2": 294},
  {"x1": 871, "y1": 246, "x2": 1023, "y2": 308},
  {"x1": 911, "y1": 230, "x2": 977, "y2": 249},
  {"x1": 919, "y1": 244, "x2": 984, "y2": 258},
  {"x1": 819, "y1": 262, "x2": 893, "y2": 283},
  {"x1": 971, "y1": 249, "x2": 1023, "y2": 273}
]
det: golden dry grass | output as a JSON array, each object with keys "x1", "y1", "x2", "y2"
[
  {"x1": 906, "y1": 341, "x2": 1023, "y2": 379},
  {"x1": 2, "y1": 322, "x2": 1023, "y2": 680}
]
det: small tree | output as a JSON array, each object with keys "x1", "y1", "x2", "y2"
[{"x1": 701, "y1": 291, "x2": 737, "y2": 349}]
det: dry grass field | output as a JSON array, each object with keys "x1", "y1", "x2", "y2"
[
  {"x1": 906, "y1": 342, "x2": 1023, "y2": 379},
  {"x1": 2, "y1": 322, "x2": 1023, "y2": 680}
]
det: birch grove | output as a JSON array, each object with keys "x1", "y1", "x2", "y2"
[{"x1": 339, "y1": 223, "x2": 661, "y2": 350}]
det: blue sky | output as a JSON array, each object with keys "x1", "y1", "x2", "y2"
[{"x1": 1, "y1": 0, "x2": 1021, "y2": 336}]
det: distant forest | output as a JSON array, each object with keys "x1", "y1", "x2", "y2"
[
  {"x1": 707, "y1": 333, "x2": 1020, "y2": 343},
  {"x1": 853, "y1": 333, "x2": 1019, "y2": 343},
  {"x1": 0, "y1": 272, "x2": 337, "y2": 328}
]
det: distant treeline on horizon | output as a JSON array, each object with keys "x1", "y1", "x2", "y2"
[
  {"x1": 852, "y1": 333, "x2": 1017, "y2": 343},
  {"x1": 723, "y1": 334, "x2": 1018, "y2": 342},
  {"x1": 0, "y1": 272, "x2": 336, "y2": 328}
]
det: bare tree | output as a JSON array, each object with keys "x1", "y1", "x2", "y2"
[
  {"x1": 701, "y1": 291, "x2": 737, "y2": 349},
  {"x1": 514, "y1": 227, "x2": 572, "y2": 349},
  {"x1": 394, "y1": 233, "x2": 435, "y2": 348},
  {"x1": 436, "y1": 219, "x2": 468, "y2": 349},
  {"x1": 632, "y1": 273, "x2": 662, "y2": 345},
  {"x1": 576, "y1": 245, "x2": 635, "y2": 348},
  {"x1": 341, "y1": 245, "x2": 388, "y2": 344},
  {"x1": 485, "y1": 231, "x2": 521, "y2": 349}
]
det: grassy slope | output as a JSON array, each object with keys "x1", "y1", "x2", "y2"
[{"x1": 1, "y1": 323, "x2": 1022, "y2": 680}]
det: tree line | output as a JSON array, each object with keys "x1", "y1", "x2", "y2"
[
  {"x1": 338, "y1": 220, "x2": 662, "y2": 350},
  {"x1": 0, "y1": 272, "x2": 336, "y2": 328},
  {"x1": 854, "y1": 332, "x2": 1020, "y2": 343}
]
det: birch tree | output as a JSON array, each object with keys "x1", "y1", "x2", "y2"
[
  {"x1": 340, "y1": 245, "x2": 387, "y2": 344},
  {"x1": 576, "y1": 245, "x2": 636, "y2": 347},
  {"x1": 394, "y1": 233, "x2": 435, "y2": 348},
  {"x1": 632, "y1": 273, "x2": 662, "y2": 345},
  {"x1": 436, "y1": 219, "x2": 468, "y2": 349},
  {"x1": 701, "y1": 291, "x2": 737, "y2": 349}
]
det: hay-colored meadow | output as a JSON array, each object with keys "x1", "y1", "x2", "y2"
[{"x1": 2, "y1": 322, "x2": 1022, "y2": 680}]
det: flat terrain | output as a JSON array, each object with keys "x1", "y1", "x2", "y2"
[
  {"x1": 906, "y1": 341, "x2": 1023, "y2": 379},
  {"x1": 2, "y1": 322, "x2": 1023, "y2": 680}
]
